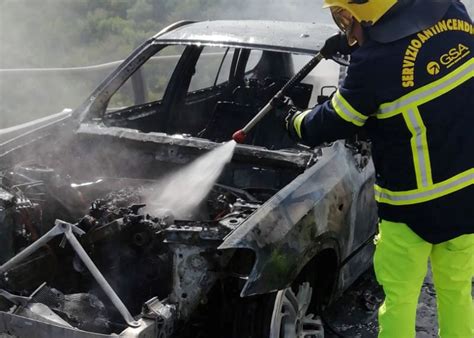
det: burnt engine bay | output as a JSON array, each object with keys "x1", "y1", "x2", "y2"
[{"x1": 0, "y1": 162, "x2": 267, "y2": 335}]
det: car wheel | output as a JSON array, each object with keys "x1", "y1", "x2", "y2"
[
  {"x1": 269, "y1": 283, "x2": 324, "y2": 338},
  {"x1": 229, "y1": 282, "x2": 324, "y2": 338}
]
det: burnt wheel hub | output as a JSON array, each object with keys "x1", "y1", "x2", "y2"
[{"x1": 270, "y1": 282, "x2": 324, "y2": 338}]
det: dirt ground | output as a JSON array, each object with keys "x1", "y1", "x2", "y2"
[{"x1": 323, "y1": 265, "x2": 468, "y2": 338}]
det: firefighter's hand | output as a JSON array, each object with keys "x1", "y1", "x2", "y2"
[
  {"x1": 273, "y1": 96, "x2": 295, "y2": 126},
  {"x1": 320, "y1": 32, "x2": 356, "y2": 59},
  {"x1": 273, "y1": 96, "x2": 304, "y2": 140}
]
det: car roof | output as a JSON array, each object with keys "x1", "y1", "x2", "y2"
[{"x1": 155, "y1": 20, "x2": 338, "y2": 55}]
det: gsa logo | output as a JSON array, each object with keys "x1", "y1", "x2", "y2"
[{"x1": 427, "y1": 61, "x2": 441, "y2": 75}]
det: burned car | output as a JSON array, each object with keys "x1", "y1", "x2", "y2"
[{"x1": 0, "y1": 20, "x2": 377, "y2": 338}]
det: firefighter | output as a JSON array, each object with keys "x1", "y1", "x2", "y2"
[{"x1": 278, "y1": 0, "x2": 473, "y2": 337}]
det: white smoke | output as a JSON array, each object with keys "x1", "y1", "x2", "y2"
[{"x1": 198, "y1": 0, "x2": 330, "y2": 22}]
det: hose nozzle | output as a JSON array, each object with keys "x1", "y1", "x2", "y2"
[{"x1": 232, "y1": 130, "x2": 247, "y2": 144}]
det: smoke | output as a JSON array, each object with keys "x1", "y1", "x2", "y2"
[
  {"x1": 143, "y1": 141, "x2": 236, "y2": 219},
  {"x1": 0, "y1": 0, "x2": 330, "y2": 69},
  {"x1": 1, "y1": 0, "x2": 473, "y2": 128},
  {"x1": 0, "y1": 0, "x2": 331, "y2": 129},
  {"x1": 169, "y1": 0, "x2": 330, "y2": 23}
]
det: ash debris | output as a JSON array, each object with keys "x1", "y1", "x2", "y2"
[{"x1": 324, "y1": 265, "x2": 471, "y2": 338}]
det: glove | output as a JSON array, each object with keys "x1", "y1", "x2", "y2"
[
  {"x1": 273, "y1": 95, "x2": 296, "y2": 125},
  {"x1": 320, "y1": 32, "x2": 357, "y2": 59},
  {"x1": 285, "y1": 109, "x2": 310, "y2": 141},
  {"x1": 272, "y1": 96, "x2": 305, "y2": 140}
]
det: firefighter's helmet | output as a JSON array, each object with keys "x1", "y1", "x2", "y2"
[
  {"x1": 323, "y1": 0, "x2": 453, "y2": 43},
  {"x1": 323, "y1": 0, "x2": 397, "y2": 26}
]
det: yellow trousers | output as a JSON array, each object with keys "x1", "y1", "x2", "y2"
[{"x1": 374, "y1": 220, "x2": 474, "y2": 338}]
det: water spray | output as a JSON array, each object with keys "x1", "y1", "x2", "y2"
[
  {"x1": 146, "y1": 46, "x2": 333, "y2": 217},
  {"x1": 144, "y1": 140, "x2": 236, "y2": 219}
]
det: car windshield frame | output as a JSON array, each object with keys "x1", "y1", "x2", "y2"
[{"x1": 81, "y1": 40, "x2": 319, "y2": 122}]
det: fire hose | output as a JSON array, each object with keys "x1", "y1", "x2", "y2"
[{"x1": 232, "y1": 32, "x2": 352, "y2": 143}]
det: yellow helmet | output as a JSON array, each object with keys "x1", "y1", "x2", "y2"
[
  {"x1": 322, "y1": 0, "x2": 397, "y2": 26},
  {"x1": 323, "y1": 0, "x2": 452, "y2": 43}
]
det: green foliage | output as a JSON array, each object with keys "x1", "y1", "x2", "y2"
[{"x1": 0, "y1": 0, "x2": 236, "y2": 68}]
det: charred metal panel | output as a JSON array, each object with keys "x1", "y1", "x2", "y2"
[
  {"x1": 0, "y1": 312, "x2": 158, "y2": 338},
  {"x1": 0, "y1": 188, "x2": 15, "y2": 263},
  {"x1": 76, "y1": 124, "x2": 315, "y2": 169},
  {"x1": 0, "y1": 109, "x2": 73, "y2": 147},
  {"x1": 219, "y1": 141, "x2": 377, "y2": 296},
  {"x1": 0, "y1": 111, "x2": 75, "y2": 172}
]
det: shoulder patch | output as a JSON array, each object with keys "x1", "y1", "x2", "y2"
[{"x1": 401, "y1": 18, "x2": 473, "y2": 87}]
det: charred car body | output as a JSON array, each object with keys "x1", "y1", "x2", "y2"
[{"x1": 0, "y1": 21, "x2": 377, "y2": 338}]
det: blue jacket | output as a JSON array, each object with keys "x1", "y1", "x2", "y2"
[{"x1": 294, "y1": 1, "x2": 473, "y2": 243}]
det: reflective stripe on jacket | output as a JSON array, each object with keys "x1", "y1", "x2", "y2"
[
  {"x1": 295, "y1": 1, "x2": 473, "y2": 243},
  {"x1": 373, "y1": 58, "x2": 473, "y2": 206}
]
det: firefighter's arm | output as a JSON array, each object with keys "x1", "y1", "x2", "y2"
[
  {"x1": 283, "y1": 49, "x2": 377, "y2": 147},
  {"x1": 286, "y1": 88, "x2": 372, "y2": 146}
]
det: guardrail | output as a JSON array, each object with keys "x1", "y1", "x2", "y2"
[
  {"x1": 0, "y1": 55, "x2": 179, "y2": 129},
  {"x1": 0, "y1": 61, "x2": 118, "y2": 129},
  {"x1": 0, "y1": 54, "x2": 225, "y2": 129},
  {"x1": 0, "y1": 52, "x2": 340, "y2": 129}
]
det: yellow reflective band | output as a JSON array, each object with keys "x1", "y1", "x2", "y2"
[
  {"x1": 375, "y1": 168, "x2": 474, "y2": 206},
  {"x1": 403, "y1": 107, "x2": 433, "y2": 188},
  {"x1": 331, "y1": 91, "x2": 368, "y2": 127},
  {"x1": 377, "y1": 58, "x2": 474, "y2": 119},
  {"x1": 293, "y1": 110, "x2": 312, "y2": 139}
]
